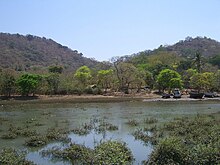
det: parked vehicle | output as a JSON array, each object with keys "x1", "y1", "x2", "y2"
[
  {"x1": 204, "y1": 93, "x2": 215, "y2": 98},
  {"x1": 204, "y1": 92, "x2": 219, "y2": 98},
  {"x1": 161, "y1": 93, "x2": 171, "y2": 98},
  {"x1": 173, "y1": 89, "x2": 181, "y2": 98},
  {"x1": 189, "y1": 91, "x2": 204, "y2": 99}
]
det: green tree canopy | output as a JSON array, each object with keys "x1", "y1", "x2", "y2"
[
  {"x1": 190, "y1": 72, "x2": 215, "y2": 92},
  {"x1": 48, "y1": 65, "x2": 63, "y2": 74},
  {"x1": 156, "y1": 69, "x2": 182, "y2": 92},
  {"x1": 97, "y1": 69, "x2": 113, "y2": 92},
  {"x1": 0, "y1": 69, "x2": 16, "y2": 97},
  {"x1": 46, "y1": 73, "x2": 60, "y2": 94},
  {"x1": 74, "y1": 66, "x2": 92, "y2": 93},
  {"x1": 16, "y1": 73, "x2": 42, "y2": 96}
]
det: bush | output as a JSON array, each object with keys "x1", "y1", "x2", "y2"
[
  {"x1": 147, "y1": 137, "x2": 187, "y2": 165},
  {"x1": 0, "y1": 148, "x2": 35, "y2": 165}
]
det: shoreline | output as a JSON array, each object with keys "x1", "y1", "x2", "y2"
[{"x1": 0, "y1": 94, "x2": 220, "y2": 105}]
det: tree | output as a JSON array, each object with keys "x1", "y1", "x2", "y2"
[
  {"x1": 74, "y1": 66, "x2": 92, "y2": 93},
  {"x1": 48, "y1": 65, "x2": 63, "y2": 74},
  {"x1": 190, "y1": 72, "x2": 215, "y2": 92},
  {"x1": 209, "y1": 54, "x2": 220, "y2": 68},
  {"x1": 97, "y1": 69, "x2": 113, "y2": 92},
  {"x1": 156, "y1": 69, "x2": 182, "y2": 93},
  {"x1": 213, "y1": 70, "x2": 220, "y2": 91},
  {"x1": 182, "y1": 69, "x2": 197, "y2": 88},
  {"x1": 193, "y1": 51, "x2": 203, "y2": 73},
  {"x1": 46, "y1": 73, "x2": 60, "y2": 95},
  {"x1": 0, "y1": 70, "x2": 16, "y2": 97},
  {"x1": 114, "y1": 62, "x2": 141, "y2": 94},
  {"x1": 16, "y1": 73, "x2": 42, "y2": 96}
]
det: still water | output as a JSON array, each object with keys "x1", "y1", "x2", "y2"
[{"x1": 0, "y1": 100, "x2": 219, "y2": 164}]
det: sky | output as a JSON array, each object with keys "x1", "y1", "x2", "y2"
[{"x1": 0, "y1": 0, "x2": 220, "y2": 61}]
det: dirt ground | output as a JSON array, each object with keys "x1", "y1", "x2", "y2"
[{"x1": 0, "y1": 93, "x2": 219, "y2": 105}]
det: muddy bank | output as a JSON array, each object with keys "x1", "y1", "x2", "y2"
[
  {"x1": 0, "y1": 94, "x2": 159, "y2": 105},
  {"x1": 0, "y1": 94, "x2": 219, "y2": 105}
]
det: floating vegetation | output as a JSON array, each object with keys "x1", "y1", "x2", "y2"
[
  {"x1": 145, "y1": 115, "x2": 220, "y2": 164},
  {"x1": 25, "y1": 128, "x2": 70, "y2": 147},
  {"x1": 143, "y1": 117, "x2": 158, "y2": 124},
  {"x1": 132, "y1": 129, "x2": 152, "y2": 143},
  {"x1": 42, "y1": 141, "x2": 134, "y2": 164},
  {"x1": 25, "y1": 118, "x2": 37, "y2": 124},
  {"x1": 94, "y1": 141, "x2": 134, "y2": 164},
  {"x1": 6, "y1": 125, "x2": 38, "y2": 137},
  {"x1": 126, "y1": 119, "x2": 139, "y2": 127},
  {"x1": 144, "y1": 125, "x2": 157, "y2": 132},
  {"x1": 95, "y1": 121, "x2": 118, "y2": 133},
  {"x1": 0, "y1": 148, "x2": 35, "y2": 165},
  {"x1": 34, "y1": 122, "x2": 44, "y2": 126},
  {"x1": 71, "y1": 122, "x2": 93, "y2": 136},
  {"x1": 46, "y1": 128, "x2": 70, "y2": 143},
  {"x1": 25, "y1": 135, "x2": 48, "y2": 147},
  {"x1": 1, "y1": 132, "x2": 17, "y2": 139},
  {"x1": 71, "y1": 127, "x2": 90, "y2": 136},
  {"x1": 71, "y1": 119, "x2": 118, "y2": 135}
]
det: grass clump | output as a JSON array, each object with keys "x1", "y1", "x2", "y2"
[
  {"x1": 0, "y1": 148, "x2": 35, "y2": 165},
  {"x1": 126, "y1": 119, "x2": 139, "y2": 127},
  {"x1": 145, "y1": 115, "x2": 220, "y2": 164},
  {"x1": 143, "y1": 117, "x2": 158, "y2": 124},
  {"x1": 25, "y1": 135, "x2": 48, "y2": 147},
  {"x1": 1, "y1": 132, "x2": 17, "y2": 139},
  {"x1": 132, "y1": 129, "x2": 152, "y2": 143},
  {"x1": 94, "y1": 141, "x2": 133, "y2": 164},
  {"x1": 95, "y1": 121, "x2": 118, "y2": 133},
  {"x1": 42, "y1": 141, "x2": 134, "y2": 164}
]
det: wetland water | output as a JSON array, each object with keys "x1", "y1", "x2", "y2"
[{"x1": 0, "y1": 100, "x2": 219, "y2": 164}]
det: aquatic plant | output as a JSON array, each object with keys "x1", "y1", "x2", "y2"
[
  {"x1": 132, "y1": 129, "x2": 152, "y2": 143},
  {"x1": 42, "y1": 141, "x2": 134, "y2": 164},
  {"x1": 126, "y1": 119, "x2": 139, "y2": 127},
  {"x1": 71, "y1": 127, "x2": 90, "y2": 136},
  {"x1": 94, "y1": 141, "x2": 134, "y2": 164},
  {"x1": 7, "y1": 125, "x2": 37, "y2": 137},
  {"x1": 145, "y1": 115, "x2": 220, "y2": 164},
  {"x1": 144, "y1": 125, "x2": 157, "y2": 132},
  {"x1": 1, "y1": 132, "x2": 17, "y2": 139},
  {"x1": 146, "y1": 137, "x2": 187, "y2": 165},
  {"x1": 143, "y1": 117, "x2": 158, "y2": 124},
  {"x1": 96, "y1": 121, "x2": 118, "y2": 133},
  {"x1": 0, "y1": 148, "x2": 35, "y2": 165},
  {"x1": 46, "y1": 128, "x2": 70, "y2": 142},
  {"x1": 25, "y1": 135, "x2": 48, "y2": 147}
]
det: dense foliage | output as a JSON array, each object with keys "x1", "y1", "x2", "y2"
[
  {"x1": 0, "y1": 148, "x2": 35, "y2": 165},
  {"x1": 43, "y1": 141, "x2": 134, "y2": 164},
  {"x1": 146, "y1": 114, "x2": 220, "y2": 164},
  {"x1": 0, "y1": 35, "x2": 220, "y2": 96}
]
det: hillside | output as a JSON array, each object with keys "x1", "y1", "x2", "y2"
[
  {"x1": 164, "y1": 36, "x2": 220, "y2": 58},
  {"x1": 0, "y1": 33, "x2": 101, "y2": 72},
  {"x1": 129, "y1": 36, "x2": 220, "y2": 60},
  {"x1": 125, "y1": 36, "x2": 220, "y2": 69}
]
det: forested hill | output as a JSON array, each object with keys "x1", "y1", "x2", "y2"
[
  {"x1": 163, "y1": 36, "x2": 220, "y2": 58},
  {"x1": 0, "y1": 33, "x2": 101, "y2": 72},
  {"x1": 120, "y1": 36, "x2": 220, "y2": 71}
]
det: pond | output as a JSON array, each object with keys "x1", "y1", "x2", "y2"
[{"x1": 0, "y1": 100, "x2": 219, "y2": 164}]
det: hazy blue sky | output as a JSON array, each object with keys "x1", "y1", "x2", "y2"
[{"x1": 1, "y1": 0, "x2": 220, "y2": 61}]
